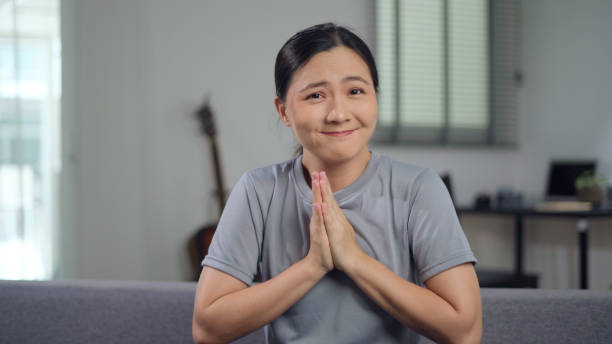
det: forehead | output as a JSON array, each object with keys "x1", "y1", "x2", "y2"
[{"x1": 289, "y1": 46, "x2": 372, "y2": 89}]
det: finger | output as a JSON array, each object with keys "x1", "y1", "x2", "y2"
[
  {"x1": 311, "y1": 202, "x2": 320, "y2": 230},
  {"x1": 312, "y1": 202, "x2": 325, "y2": 227},
  {"x1": 312, "y1": 172, "x2": 323, "y2": 204},
  {"x1": 321, "y1": 202, "x2": 334, "y2": 229},
  {"x1": 318, "y1": 203, "x2": 326, "y2": 228},
  {"x1": 313, "y1": 203, "x2": 329, "y2": 242},
  {"x1": 319, "y1": 171, "x2": 338, "y2": 207},
  {"x1": 312, "y1": 202, "x2": 319, "y2": 221}
]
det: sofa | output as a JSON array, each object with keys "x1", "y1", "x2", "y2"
[{"x1": 1, "y1": 279, "x2": 611, "y2": 343}]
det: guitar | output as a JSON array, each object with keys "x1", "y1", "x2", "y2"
[{"x1": 187, "y1": 95, "x2": 227, "y2": 281}]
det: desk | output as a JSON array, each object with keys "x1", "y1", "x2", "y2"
[{"x1": 456, "y1": 206, "x2": 612, "y2": 289}]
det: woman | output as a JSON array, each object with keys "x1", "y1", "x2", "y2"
[{"x1": 193, "y1": 23, "x2": 482, "y2": 344}]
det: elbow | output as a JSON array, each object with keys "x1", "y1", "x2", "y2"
[
  {"x1": 434, "y1": 310, "x2": 481, "y2": 344},
  {"x1": 192, "y1": 330, "x2": 218, "y2": 344},
  {"x1": 192, "y1": 310, "x2": 227, "y2": 344},
  {"x1": 192, "y1": 323, "x2": 206, "y2": 344},
  {"x1": 458, "y1": 324, "x2": 482, "y2": 344},
  {"x1": 455, "y1": 312, "x2": 482, "y2": 344},
  {"x1": 436, "y1": 322, "x2": 481, "y2": 344},
  {"x1": 192, "y1": 314, "x2": 209, "y2": 344},
  {"x1": 450, "y1": 295, "x2": 483, "y2": 344},
  {"x1": 192, "y1": 322, "x2": 223, "y2": 344}
]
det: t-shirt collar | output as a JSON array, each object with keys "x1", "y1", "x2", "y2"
[{"x1": 293, "y1": 150, "x2": 379, "y2": 205}]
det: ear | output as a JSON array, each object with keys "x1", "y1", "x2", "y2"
[{"x1": 274, "y1": 97, "x2": 291, "y2": 127}]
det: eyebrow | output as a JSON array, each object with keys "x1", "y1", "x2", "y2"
[{"x1": 298, "y1": 75, "x2": 370, "y2": 93}]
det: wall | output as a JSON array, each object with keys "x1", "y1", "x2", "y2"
[
  {"x1": 59, "y1": 0, "x2": 374, "y2": 281},
  {"x1": 60, "y1": 0, "x2": 612, "y2": 289}
]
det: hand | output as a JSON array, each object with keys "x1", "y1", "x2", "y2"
[
  {"x1": 305, "y1": 172, "x2": 334, "y2": 275},
  {"x1": 318, "y1": 171, "x2": 366, "y2": 272}
]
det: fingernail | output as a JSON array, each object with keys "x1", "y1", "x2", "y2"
[{"x1": 321, "y1": 171, "x2": 326, "y2": 178}]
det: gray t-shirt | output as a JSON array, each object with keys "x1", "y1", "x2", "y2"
[{"x1": 203, "y1": 151, "x2": 477, "y2": 343}]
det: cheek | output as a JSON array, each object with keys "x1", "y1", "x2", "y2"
[
  {"x1": 367, "y1": 102, "x2": 378, "y2": 121},
  {"x1": 288, "y1": 117, "x2": 317, "y2": 143},
  {"x1": 354, "y1": 98, "x2": 378, "y2": 125},
  {"x1": 292, "y1": 114, "x2": 315, "y2": 132},
  {"x1": 291, "y1": 105, "x2": 324, "y2": 129}
]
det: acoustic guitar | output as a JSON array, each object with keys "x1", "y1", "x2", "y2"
[{"x1": 187, "y1": 96, "x2": 227, "y2": 281}]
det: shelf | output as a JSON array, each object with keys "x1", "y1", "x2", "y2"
[{"x1": 476, "y1": 269, "x2": 538, "y2": 288}]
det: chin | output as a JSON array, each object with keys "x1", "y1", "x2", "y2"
[{"x1": 303, "y1": 135, "x2": 370, "y2": 163}]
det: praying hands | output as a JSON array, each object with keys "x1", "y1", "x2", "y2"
[{"x1": 307, "y1": 171, "x2": 367, "y2": 274}]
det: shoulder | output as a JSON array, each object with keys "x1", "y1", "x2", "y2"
[
  {"x1": 385, "y1": 154, "x2": 430, "y2": 177},
  {"x1": 225, "y1": 157, "x2": 298, "y2": 217},
  {"x1": 237, "y1": 156, "x2": 297, "y2": 201},
  {"x1": 243, "y1": 157, "x2": 296, "y2": 187},
  {"x1": 371, "y1": 151, "x2": 438, "y2": 200}
]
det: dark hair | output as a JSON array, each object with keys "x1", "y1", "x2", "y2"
[
  {"x1": 275, "y1": 23, "x2": 379, "y2": 102},
  {"x1": 274, "y1": 23, "x2": 379, "y2": 156}
]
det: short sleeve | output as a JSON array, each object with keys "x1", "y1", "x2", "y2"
[
  {"x1": 202, "y1": 172, "x2": 264, "y2": 286},
  {"x1": 407, "y1": 169, "x2": 477, "y2": 282}
]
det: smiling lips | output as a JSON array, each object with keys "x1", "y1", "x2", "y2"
[{"x1": 322, "y1": 129, "x2": 356, "y2": 137}]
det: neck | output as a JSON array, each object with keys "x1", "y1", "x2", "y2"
[{"x1": 302, "y1": 148, "x2": 372, "y2": 192}]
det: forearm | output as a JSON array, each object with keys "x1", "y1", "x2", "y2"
[
  {"x1": 345, "y1": 253, "x2": 479, "y2": 344},
  {"x1": 194, "y1": 257, "x2": 325, "y2": 343}
]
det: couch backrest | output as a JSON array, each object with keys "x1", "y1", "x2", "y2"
[
  {"x1": 0, "y1": 280, "x2": 201, "y2": 344},
  {"x1": 1, "y1": 280, "x2": 611, "y2": 343}
]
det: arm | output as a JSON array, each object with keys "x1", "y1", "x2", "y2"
[
  {"x1": 192, "y1": 260, "x2": 325, "y2": 343},
  {"x1": 344, "y1": 257, "x2": 482, "y2": 344},
  {"x1": 318, "y1": 171, "x2": 482, "y2": 343},
  {"x1": 193, "y1": 172, "x2": 333, "y2": 343}
]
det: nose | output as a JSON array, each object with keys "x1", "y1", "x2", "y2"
[{"x1": 325, "y1": 96, "x2": 350, "y2": 123}]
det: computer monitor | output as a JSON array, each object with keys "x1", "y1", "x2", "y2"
[
  {"x1": 440, "y1": 172, "x2": 454, "y2": 204},
  {"x1": 546, "y1": 160, "x2": 597, "y2": 197}
]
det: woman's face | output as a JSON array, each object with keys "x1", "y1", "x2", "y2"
[{"x1": 276, "y1": 46, "x2": 378, "y2": 164}]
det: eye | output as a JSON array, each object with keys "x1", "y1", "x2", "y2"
[
  {"x1": 350, "y1": 88, "x2": 364, "y2": 95},
  {"x1": 307, "y1": 92, "x2": 323, "y2": 100}
]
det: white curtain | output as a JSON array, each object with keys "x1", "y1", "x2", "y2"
[{"x1": 0, "y1": 0, "x2": 60, "y2": 280}]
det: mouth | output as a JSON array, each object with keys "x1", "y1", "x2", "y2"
[{"x1": 322, "y1": 129, "x2": 356, "y2": 138}]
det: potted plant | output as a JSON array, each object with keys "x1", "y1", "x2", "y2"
[{"x1": 575, "y1": 171, "x2": 606, "y2": 206}]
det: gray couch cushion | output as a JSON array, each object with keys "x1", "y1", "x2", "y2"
[
  {"x1": 0, "y1": 279, "x2": 265, "y2": 344},
  {"x1": 482, "y1": 288, "x2": 612, "y2": 343},
  {"x1": 0, "y1": 280, "x2": 198, "y2": 343}
]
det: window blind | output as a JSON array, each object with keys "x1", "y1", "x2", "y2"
[{"x1": 374, "y1": 0, "x2": 519, "y2": 146}]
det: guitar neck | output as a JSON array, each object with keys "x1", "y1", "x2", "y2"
[{"x1": 209, "y1": 138, "x2": 226, "y2": 218}]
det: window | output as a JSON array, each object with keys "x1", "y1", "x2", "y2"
[
  {"x1": 374, "y1": 0, "x2": 519, "y2": 146},
  {"x1": 0, "y1": 0, "x2": 61, "y2": 279}
]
